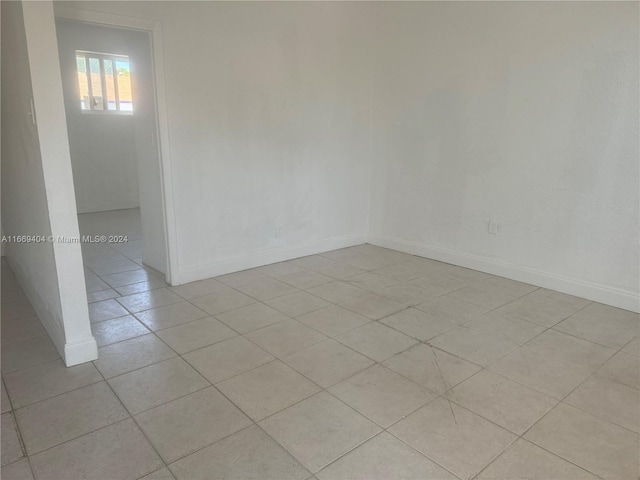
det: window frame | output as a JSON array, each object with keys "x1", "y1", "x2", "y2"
[{"x1": 76, "y1": 50, "x2": 133, "y2": 115}]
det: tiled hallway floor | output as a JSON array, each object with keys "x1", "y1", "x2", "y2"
[{"x1": 2, "y1": 216, "x2": 639, "y2": 479}]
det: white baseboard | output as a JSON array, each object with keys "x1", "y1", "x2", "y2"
[
  {"x1": 176, "y1": 233, "x2": 368, "y2": 285},
  {"x1": 5, "y1": 255, "x2": 98, "y2": 366},
  {"x1": 64, "y1": 337, "x2": 98, "y2": 367},
  {"x1": 368, "y1": 235, "x2": 640, "y2": 313}
]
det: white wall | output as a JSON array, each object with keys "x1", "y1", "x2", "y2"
[
  {"x1": 1, "y1": 0, "x2": 97, "y2": 365},
  {"x1": 54, "y1": 1, "x2": 638, "y2": 311},
  {"x1": 54, "y1": 1, "x2": 375, "y2": 284},
  {"x1": 369, "y1": 2, "x2": 639, "y2": 311},
  {"x1": 55, "y1": 20, "x2": 140, "y2": 214}
]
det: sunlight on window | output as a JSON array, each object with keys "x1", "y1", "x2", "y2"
[{"x1": 76, "y1": 51, "x2": 133, "y2": 114}]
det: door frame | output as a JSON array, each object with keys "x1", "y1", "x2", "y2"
[{"x1": 54, "y1": 6, "x2": 179, "y2": 284}]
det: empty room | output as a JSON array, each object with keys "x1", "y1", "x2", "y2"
[{"x1": 1, "y1": 1, "x2": 638, "y2": 480}]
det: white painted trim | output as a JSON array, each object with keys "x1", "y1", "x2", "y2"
[
  {"x1": 54, "y1": 6, "x2": 179, "y2": 285},
  {"x1": 177, "y1": 234, "x2": 368, "y2": 285},
  {"x1": 368, "y1": 235, "x2": 640, "y2": 313},
  {"x1": 64, "y1": 337, "x2": 99, "y2": 367}
]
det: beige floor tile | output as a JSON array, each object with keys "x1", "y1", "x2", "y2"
[
  {"x1": 256, "y1": 260, "x2": 307, "y2": 278},
  {"x1": 89, "y1": 259, "x2": 141, "y2": 277},
  {"x1": 488, "y1": 290, "x2": 589, "y2": 328},
  {"x1": 216, "y1": 269, "x2": 267, "y2": 287},
  {"x1": 450, "y1": 370, "x2": 557, "y2": 434},
  {"x1": 94, "y1": 334, "x2": 176, "y2": 378},
  {"x1": 87, "y1": 288, "x2": 120, "y2": 303},
  {"x1": 296, "y1": 305, "x2": 370, "y2": 337},
  {"x1": 290, "y1": 255, "x2": 340, "y2": 271},
  {"x1": 374, "y1": 260, "x2": 446, "y2": 281},
  {"x1": 329, "y1": 365, "x2": 436, "y2": 427},
  {"x1": 108, "y1": 357, "x2": 209, "y2": 415},
  {"x1": 381, "y1": 307, "x2": 458, "y2": 341},
  {"x1": 1, "y1": 382, "x2": 10, "y2": 414},
  {"x1": 524, "y1": 329, "x2": 615, "y2": 370},
  {"x1": 389, "y1": 397, "x2": 516, "y2": 480},
  {"x1": 265, "y1": 291, "x2": 330, "y2": 318},
  {"x1": 245, "y1": 320, "x2": 326, "y2": 358},
  {"x1": 88, "y1": 299, "x2": 130, "y2": 323},
  {"x1": 259, "y1": 392, "x2": 381, "y2": 473},
  {"x1": 1, "y1": 287, "x2": 26, "y2": 306},
  {"x1": 234, "y1": 276, "x2": 298, "y2": 301},
  {"x1": 1, "y1": 300, "x2": 36, "y2": 322},
  {"x1": 101, "y1": 268, "x2": 159, "y2": 288},
  {"x1": 383, "y1": 343, "x2": 481, "y2": 393},
  {"x1": 525, "y1": 403, "x2": 639, "y2": 480},
  {"x1": 115, "y1": 277, "x2": 168, "y2": 296},
  {"x1": 139, "y1": 467, "x2": 176, "y2": 480},
  {"x1": 279, "y1": 270, "x2": 333, "y2": 290},
  {"x1": 535, "y1": 289, "x2": 591, "y2": 310},
  {"x1": 416, "y1": 295, "x2": 488, "y2": 324},
  {"x1": 84, "y1": 273, "x2": 110, "y2": 293},
  {"x1": 169, "y1": 425, "x2": 309, "y2": 480},
  {"x1": 4, "y1": 359, "x2": 101, "y2": 409},
  {"x1": 16, "y1": 382, "x2": 128, "y2": 455},
  {"x1": 183, "y1": 336, "x2": 274, "y2": 384},
  {"x1": 623, "y1": 335, "x2": 640, "y2": 356},
  {"x1": 30, "y1": 419, "x2": 163, "y2": 480},
  {"x1": 135, "y1": 302, "x2": 209, "y2": 331},
  {"x1": 307, "y1": 281, "x2": 368, "y2": 304},
  {"x1": 92, "y1": 314, "x2": 150, "y2": 347},
  {"x1": 465, "y1": 312, "x2": 546, "y2": 345},
  {"x1": 1, "y1": 458, "x2": 33, "y2": 480},
  {"x1": 82, "y1": 250, "x2": 128, "y2": 268},
  {"x1": 408, "y1": 274, "x2": 468, "y2": 297},
  {"x1": 337, "y1": 250, "x2": 412, "y2": 271},
  {"x1": 1, "y1": 413, "x2": 23, "y2": 466},
  {"x1": 135, "y1": 387, "x2": 252, "y2": 463},
  {"x1": 1, "y1": 316, "x2": 46, "y2": 346},
  {"x1": 282, "y1": 339, "x2": 374, "y2": 388},
  {"x1": 169, "y1": 278, "x2": 227, "y2": 300},
  {"x1": 378, "y1": 283, "x2": 443, "y2": 306},
  {"x1": 215, "y1": 303, "x2": 290, "y2": 334},
  {"x1": 344, "y1": 273, "x2": 399, "y2": 293},
  {"x1": 337, "y1": 322, "x2": 417, "y2": 362},
  {"x1": 446, "y1": 284, "x2": 526, "y2": 310},
  {"x1": 314, "y1": 263, "x2": 366, "y2": 280},
  {"x1": 483, "y1": 277, "x2": 537, "y2": 297},
  {"x1": 477, "y1": 439, "x2": 598, "y2": 480},
  {"x1": 156, "y1": 317, "x2": 237, "y2": 354},
  {"x1": 317, "y1": 432, "x2": 456, "y2": 480},
  {"x1": 565, "y1": 375, "x2": 639, "y2": 433},
  {"x1": 1, "y1": 336, "x2": 60, "y2": 374},
  {"x1": 430, "y1": 326, "x2": 518, "y2": 367},
  {"x1": 554, "y1": 303, "x2": 639, "y2": 349},
  {"x1": 596, "y1": 351, "x2": 639, "y2": 390},
  {"x1": 489, "y1": 347, "x2": 599, "y2": 399},
  {"x1": 116, "y1": 288, "x2": 183, "y2": 313},
  {"x1": 339, "y1": 294, "x2": 405, "y2": 320},
  {"x1": 217, "y1": 361, "x2": 320, "y2": 420}
]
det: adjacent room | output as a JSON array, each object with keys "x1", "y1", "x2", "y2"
[{"x1": 1, "y1": 1, "x2": 638, "y2": 480}]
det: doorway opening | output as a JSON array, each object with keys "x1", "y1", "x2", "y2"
[{"x1": 54, "y1": 16, "x2": 173, "y2": 309}]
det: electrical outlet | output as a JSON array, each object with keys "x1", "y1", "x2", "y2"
[
  {"x1": 275, "y1": 225, "x2": 283, "y2": 239},
  {"x1": 488, "y1": 220, "x2": 501, "y2": 235}
]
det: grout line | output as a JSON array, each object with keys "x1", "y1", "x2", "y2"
[{"x1": 2, "y1": 240, "x2": 636, "y2": 480}]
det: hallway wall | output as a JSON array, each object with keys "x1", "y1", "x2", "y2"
[{"x1": 1, "y1": 1, "x2": 97, "y2": 365}]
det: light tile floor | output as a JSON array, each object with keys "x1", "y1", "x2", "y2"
[{"x1": 1, "y1": 210, "x2": 639, "y2": 479}]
